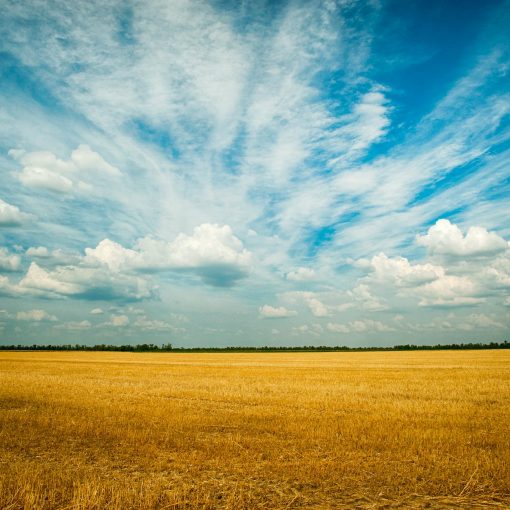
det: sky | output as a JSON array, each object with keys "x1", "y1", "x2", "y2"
[{"x1": 0, "y1": 0, "x2": 509, "y2": 347}]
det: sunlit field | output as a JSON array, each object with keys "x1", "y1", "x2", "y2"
[{"x1": 1, "y1": 350, "x2": 509, "y2": 509}]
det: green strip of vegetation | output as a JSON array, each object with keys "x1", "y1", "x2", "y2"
[{"x1": 0, "y1": 341, "x2": 508, "y2": 352}]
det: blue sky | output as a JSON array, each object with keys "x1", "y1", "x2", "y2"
[{"x1": 0, "y1": 0, "x2": 509, "y2": 346}]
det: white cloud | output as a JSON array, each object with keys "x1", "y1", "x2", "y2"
[
  {"x1": 417, "y1": 274, "x2": 483, "y2": 307},
  {"x1": 0, "y1": 248, "x2": 21, "y2": 271},
  {"x1": 350, "y1": 221, "x2": 510, "y2": 309},
  {"x1": 361, "y1": 254, "x2": 486, "y2": 308},
  {"x1": 108, "y1": 314, "x2": 129, "y2": 327},
  {"x1": 17, "y1": 309, "x2": 58, "y2": 322},
  {"x1": 26, "y1": 246, "x2": 50, "y2": 258},
  {"x1": 259, "y1": 305, "x2": 297, "y2": 318},
  {"x1": 133, "y1": 315, "x2": 184, "y2": 332},
  {"x1": 407, "y1": 312, "x2": 507, "y2": 333},
  {"x1": 90, "y1": 308, "x2": 104, "y2": 315},
  {"x1": 365, "y1": 253, "x2": 444, "y2": 287},
  {"x1": 292, "y1": 323, "x2": 323, "y2": 336},
  {"x1": 286, "y1": 267, "x2": 316, "y2": 281},
  {"x1": 55, "y1": 320, "x2": 92, "y2": 330},
  {"x1": 483, "y1": 266, "x2": 510, "y2": 290},
  {"x1": 71, "y1": 144, "x2": 121, "y2": 176},
  {"x1": 0, "y1": 275, "x2": 19, "y2": 296},
  {"x1": 18, "y1": 262, "x2": 155, "y2": 300},
  {"x1": 307, "y1": 297, "x2": 329, "y2": 317},
  {"x1": 348, "y1": 283, "x2": 388, "y2": 311},
  {"x1": 137, "y1": 224, "x2": 251, "y2": 280},
  {"x1": 327, "y1": 319, "x2": 394, "y2": 334},
  {"x1": 340, "y1": 90, "x2": 391, "y2": 153},
  {"x1": 0, "y1": 198, "x2": 32, "y2": 226},
  {"x1": 326, "y1": 322, "x2": 350, "y2": 333},
  {"x1": 417, "y1": 219, "x2": 508, "y2": 257},
  {"x1": 336, "y1": 302, "x2": 355, "y2": 312},
  {"x1": 48, "y1": 249, "x2": 81, "y2": 265},
  {"x1": 10, "y1": 225, "x2": 250, "y2": 302},
  {"x1": 281, "y1": 290, "x2": 332, "y2": 316},
  {"x1": 86, "y1": 224, "x2": 251, "y2": 286},
  {"x1": 466, "y1": 313, "x2": 505, "y2": 329},
  {"x1": 18, "y1": 165, "x2": 73, "y2": 193},
  {"x1": 85, "y1": 239, "x2": 139, "y2": 272},
  {"x1": 19, "y1": 262, "x2": 82, "y2": 296},
  {"x1": 169, "y1": 312, "x2": 188, "y2": 323},
  {"x1": 11, "y1": 145, "x2": 120, "y2": 194},
  {"x1": 349, "y1": 319, "x2": 393, "y2": 332}
]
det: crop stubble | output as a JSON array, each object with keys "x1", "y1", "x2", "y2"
[{"x1": 0, "y1": 350, "x2": 509, "y2": 509}]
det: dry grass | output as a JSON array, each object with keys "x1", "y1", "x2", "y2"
[{"x1": 0, "y1": 350, "x2": 509, "y2": 509}]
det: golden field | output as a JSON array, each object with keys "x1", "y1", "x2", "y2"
[{"x1": 0, "y1": 350, "x2": 509, "y2": 509}]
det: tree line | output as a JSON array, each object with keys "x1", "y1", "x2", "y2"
[{"x1": 0, "y1": 341, "x2": 508, "y2": 352}]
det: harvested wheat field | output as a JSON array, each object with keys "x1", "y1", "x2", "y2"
[{"x1": 0, "y1": 350, "x2": 509, "y2": 509}]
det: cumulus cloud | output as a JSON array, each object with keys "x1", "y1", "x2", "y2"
[
  {"x1": 351, "y1": 221, "x2": 510, "y2": 309},
  {"x1": 85, "y1": 239, "x2": 138, "y2": 272},
  {"x1": 292, "y1": 323, "x2": 323, "y2": 336},
  {"x1": 17, "y1": 309, "x2": 58, "y2": 322},
  {"x1": 483, "y1": 266, "x2": 510, "y2": 290},
  {"x1": 86, "y1": 224, "x2": 251, "y2": 286},
  {"x1": 417, "y1": 274, "x2": 484, "y2": 307},
  {"x1": 327, "y1": 319, "x2": 394, "y2": 333},
  {"x1": 0, "y1": 248, "x2": 21, "y2": 271},
  {"x1": 70, "y1": 144, "x2": 121, "y2": 176},
  {"x1": 18, "y1": 262, "x2": 155, "y2": 301},
  {"x1": 306, "y1": 297, "x2": 329, "y2": 317},
  {"x1": 465, "y1": 313, "x2": 505, "y2": 329},
  {"x1": 136, "y1": 224, "x2": 252, "y2": 286},
  {"x1": 10, "y1": 145, "x2": 120, "y2": 194},
  {"x1": 281, "y1": 291, "x2": 331, "y2": 316},
  {"x1": 259, "y1": 305, "x2": 297, "y2": 318},
  {"x1": 18, "y1": 166, "x2": 73, "y2": 193},
  {"x1": 133, "y1": 315, "x2": 184, "y2": 332},
  {"x1": 336, "y1": 302, "x2": 356, "y2": 312},
  {"x1": 169, "y1": 312, "x2": 189, "y2": 323},
  {"x1": 0, "y1": 198, "x2": 32, "y2": 226},
  {"x1": 54, "y1": 320, "x2": 92, "y2": 330},
  {"x1": 0, "y1": 275, "x2": 19, "y2": 296},
  {"x1": 6, "y1": 224, "x2": 250, "y2": 303},
  {"x1": 90, "y1": 307, "x2": 104, "y2": 315},
  {"x1": 105, "y1": 314, "x2": 130, "y2": 327},
  {"x1": 326, "y1": 322, "x2": 350, "y2": 333},
  {"x1": 357, "y1": 253, "x2": 484, "y2": 308},
  {"x1": 350, "y1": 319, "x2": 394, "y2": 332},
  {"x1": 46, "y1": 249, "x2": 81, "y2": 265},
  {"x1": 407, "y1": 313, "x2": 507, "y2": 332},
  {"x1": 417, "y1": 219, "x2": 508, "y2": 257},
  {"x1": 26, "y1": 246, "x2": 50, "y2": 258},
  {"x1": 19, "y1": 263, "x2": 82, "y2": 296},
  {"x1": 286, "y1": 267, "x2": 316, "y2": 281},
  {"x1": 348, "y1": 283, "x2": 388, "y2": 311},
  {"x1": 365, "y1": 253, "x2": 444, "y2": 287}
]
